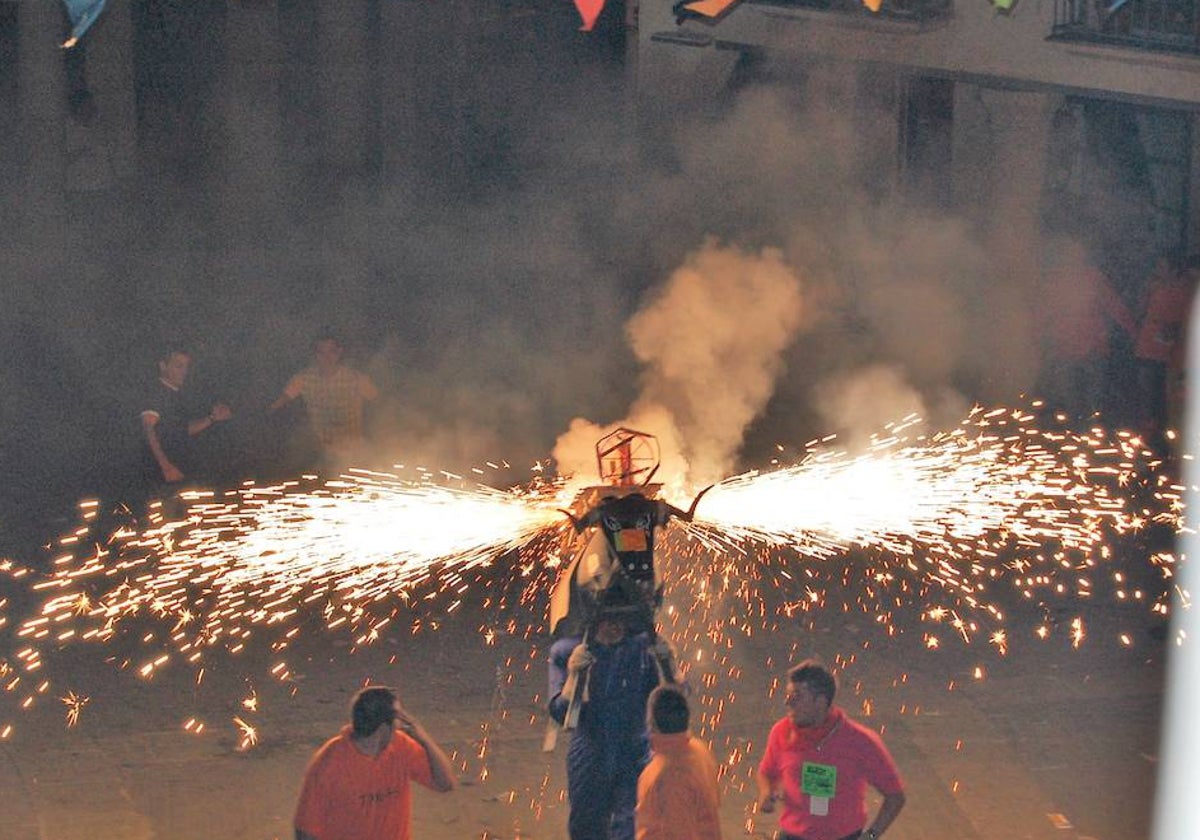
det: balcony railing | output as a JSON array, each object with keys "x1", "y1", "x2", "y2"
[
  {"x1": 746, "y1": 0, "x2": 953, "y2": 24},
  {"x1": 1051, "y1": 0, "x2": 1200, "y2": 55}
]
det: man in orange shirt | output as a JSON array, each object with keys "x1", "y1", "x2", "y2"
[
  {"x1": 294, "y1": 685, "x2": 456, "y2": 840},
  {"x1": 636, "y1": 684, "x2": 723, "y2": 840}
]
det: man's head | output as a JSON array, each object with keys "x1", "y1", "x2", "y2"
[
  {"x1": 351, "y1": 685, "x2": 397, "y2": 738},
  {"x1": 647, "y1": 684, "x2": 689, "y2": 735},
  {"x1": 785, "y1": 660, "x2": 836, "y2": 728},
  {"x1": 593, "y1": 616, "x2": 628, "y2": 646},
  {"x1": 157, "y1": 348, "x2": 192, "y2": 390},
  {"x1": 313, "y1": 335, "x2": 344, "y2": 371}
]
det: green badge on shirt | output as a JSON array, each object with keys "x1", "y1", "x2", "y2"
[{"x1": 801, "y1": 761, "x2": 837, "y2": 798}]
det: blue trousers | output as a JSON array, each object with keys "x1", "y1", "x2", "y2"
[{"x1": 566, "y1": 734, "x2": 645, "y2": 840}]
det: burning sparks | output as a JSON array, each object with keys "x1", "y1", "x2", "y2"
[
  {"x1": 13, "y1": 469, "x2": 564, "y2": 672},
  {"x1": 233, "y1": 716, "x2": 258, "y2": 751},
  {"x1": 677, "y1": 407, "x2": 1180, "y2": 646},
  {"x1": 0, "y1": 397, "x2": 1181, "y2": 839},
  {"x1": 61, "y1": 690, "x2": 88, "y2": 727},
  {"x1": 689, "y1": 408, "x2": 1164, "y2": 561},
  {"x1": 0, "y1": 468, "x2": 567, "y2": 740}
]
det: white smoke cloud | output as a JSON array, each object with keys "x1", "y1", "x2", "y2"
[
  {"x1": 553, "y1": 240, "x2": 807, "y2": 495},
  {"x1": 4, "y1": 7, "x2": 1161, "y2": 530},
  {"x1": 813, "y1": 362, "x2": 969, "y2": 450}
]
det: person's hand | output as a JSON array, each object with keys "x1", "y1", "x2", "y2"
[
  {"x1": 567, "y1": 644, "x2": 594, "y2": 674},
  {"x1": 163, "y1": 463, "x2": 184, "y2": 483},
  {"x1": 210, "y1": 403, "x2": 233, "y2": 422},
  {"x1": 758, "y1": 793, "x2": 777, "y2": 814},
  {"x1": 393, "y1": 700, "x2": 422, "y2": 738}
]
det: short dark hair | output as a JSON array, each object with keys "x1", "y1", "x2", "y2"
[
  {"x1": 351, "y1": 686, "x2": 396, "y2": 737},
  {"x1": 787, "y1": 660, "x2": 837, "y2": 705},
  {"x1": 648, "y1": 684, "x2": 689, "y2": 734}
]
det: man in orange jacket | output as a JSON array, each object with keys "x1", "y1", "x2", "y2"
[{"x1": 635, "y1": 684, "x2": 723, "y2": 840}]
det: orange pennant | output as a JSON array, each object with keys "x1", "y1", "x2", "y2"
[
  {"x1": 574, "y1": 0, "x2": 607, "y2": 30},
  {"x1": 677, "y1": 0, "x2": 742, "y2": 17}
]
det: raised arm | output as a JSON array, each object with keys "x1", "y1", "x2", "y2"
[
  {"x1": 186, "y1": 403, "x2": 232, "y2": 437},
  {"x1": 395, "y1": 704, "x2": 457, "y2": 793},
  {"x1": 269, "y1": 374, "x2": 305, "y2": 413}
]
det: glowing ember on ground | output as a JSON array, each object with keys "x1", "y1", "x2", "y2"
[
  {"x1": 233, "y1": 715, "x2": 259, "y2": 751},
  {"x1": 61, "y1": 690, "x2": 88, "y2": 727}
]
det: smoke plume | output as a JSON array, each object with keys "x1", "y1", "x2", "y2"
[{"x1": 553, "y1": 240, "x2": 806, "y2": 493}]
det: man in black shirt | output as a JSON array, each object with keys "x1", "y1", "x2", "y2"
[{"x1": 140, "y1": 348, "x2": 232, "y2": 487}]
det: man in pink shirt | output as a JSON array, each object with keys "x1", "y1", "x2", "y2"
[
  {"x1": 1038, "y1": 238, "x2": 1136, "y2": 423},
  {"x1": 756, "y1": 661, "x2": 905, "y2": 840}
]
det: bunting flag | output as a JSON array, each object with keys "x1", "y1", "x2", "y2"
[
  {"x1": 573, "y1": 0, "x2": 607, "y2": 31},
  {"x1": 862, "y1": 0, "x2": 884, "y2": 11},
  {"x1": 673, "y1": 0, "x2": 743, "y2": 21},
  {"x1": 62, "y1": 0, "x2": 109, "y2": 48}
]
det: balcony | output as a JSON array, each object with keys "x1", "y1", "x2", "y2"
[
  {"x1": 735, "y1": 0, "x2": 953, "y2": 24},
  {"x1": 1051, "y1": 0, "x2": 1200, "y2": 55}
]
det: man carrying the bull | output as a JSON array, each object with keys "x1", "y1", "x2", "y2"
[{"x1": 548, "y1": 611, "x2": 670, "y2": 840}]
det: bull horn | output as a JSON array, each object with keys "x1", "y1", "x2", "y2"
[
  {"x1": 559, "y1": 509, "x2": 583, "y2": 532},
  {"x1": 684, "y1": 485, "x2": 714, "y2": 521}
]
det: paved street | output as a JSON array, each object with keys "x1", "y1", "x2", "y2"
[{"x1": 0, "y1": 538, "x2": 1166, "y2": 840}]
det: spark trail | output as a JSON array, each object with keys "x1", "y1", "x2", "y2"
[
  {"x1": 0, "y1": 405, "x2": 1183, "y2": 743},
  {"x1": 670, "y1": 405, "x2": 1180, "y2": 665},
  {"x1": 0, "y1": 469, "x2": 568, "y2": 734},
  {"x1": 689, "y1": 407, "x2": 1177, "y2": 558}
]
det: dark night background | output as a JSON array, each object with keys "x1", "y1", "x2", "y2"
[
  {"x1": 0, "y1": 0, "x2": 1182, "y2": 556},
  {"x1": 1, "y1": 0, "x2": 654, "y2": 551}
]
